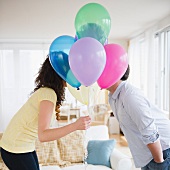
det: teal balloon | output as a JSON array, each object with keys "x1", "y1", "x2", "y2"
[
  {"x1": 75, "y1": 3, "x2": 111, "y2": 45},
  {"x1": 49, "y1": 35, "x2": 81, "y2": 88},
  {"x1": 76, "y1": 23, "x2": 106, "y2": 45}
]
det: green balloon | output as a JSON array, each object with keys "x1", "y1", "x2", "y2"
[{"x1": 75, "y1": 3, "x2": 111, "y2": 45}]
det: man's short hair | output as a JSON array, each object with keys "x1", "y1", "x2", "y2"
[{"x1": 120, "y1": 65, "x2": 130, "y2": 81}]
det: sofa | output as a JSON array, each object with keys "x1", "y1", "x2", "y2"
[{"x1": 0, "y1": 125, "x2": 136, "y2": 170}]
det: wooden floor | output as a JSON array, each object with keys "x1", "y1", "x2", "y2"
[{"x1": 109, "y1": 134, "x2": 132, "y2": 157}]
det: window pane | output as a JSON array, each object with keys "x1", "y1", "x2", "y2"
[
  {"x1": 154, "y1": 35, "x2": 159, "y2": 105},
  {"x1": 139, "y1": 40, "x2": 148, "y2": 95},
  {"x1": 19, "y1": 50, "x2": 45, "y2": 89},
  {"x1": 19, "y1": 50, "x2": 45, "y2": 103},
  {"x1": 166, "y1": 30, "x2": 170, "y2": 111},
  {"x1": 0, "y1": 50, "x2": 15, "y2": 88},
  {"x1": 154, "y1": 29, "x2": 170, "y2": 113}
]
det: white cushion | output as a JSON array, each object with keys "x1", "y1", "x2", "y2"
[
  {"x1": 40, "y1": 164, "x2": 112, "y2": 170},
  {"x1": 86, "y1": 125, "x2": 109, "y2": 140},
  {"x1": 40, "y1": 165, "x2": 61, "y2": 170},
  {"x1": 110, "y1": 148, "x2": 132, "y2": 170},
  {"x1": 61, "y1": 164, "x2": 112, "y2": 170}
]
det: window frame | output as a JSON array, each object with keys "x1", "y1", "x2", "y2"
[{"x1": 155, "y1": 26, "x2": 170, "y2": 113}]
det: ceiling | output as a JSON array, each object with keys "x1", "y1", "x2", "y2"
[{"x1": 0, "y1": 0, "x2": 170, "y2": 40}]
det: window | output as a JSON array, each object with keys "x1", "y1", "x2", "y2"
[
  {"x1": 129, "y1": 26, "x2": 170, "y2": 116},
  {"x1": 128, "y1": 36, "x2": 148, "y2": 97},
  {"x1": 0, "y1": 43, "x2": 48, "y2": 131},
  {"x1": 155, "y1": 27, "x2": 170, "y2": 112}
]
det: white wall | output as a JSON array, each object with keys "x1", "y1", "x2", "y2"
[
  {"x1": 156, "y1": 14, "x2": 170, "y2": 32},
  {"x1": 108, "y1": 39, "x2": 128, "y2": 51},
  {"x1": 0, "y1": 0, "x2": 129, "y2": 47},
  {"x1": 0, "y1": 0, "x2": 76, "y2": 40}
]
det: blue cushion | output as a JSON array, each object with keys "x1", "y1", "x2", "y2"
[{"x1": 86, "y1": 139, "x2": 116, "y2": 168}]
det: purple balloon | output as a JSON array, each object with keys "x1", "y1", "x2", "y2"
[
  {"x1": 74, "y1": 35, "x2": 78, "y2": 41},
  {"x1": 69, "y1": 37, "x2": 106, "y2": 86}
]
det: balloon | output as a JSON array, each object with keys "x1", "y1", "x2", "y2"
[
  {"x1": 49, "y1": 52, "x2": 81, "y2": 88},
  {"x1": 75, "y1": 3, "x2": 111, "y2": 45},
  {"x1": 97, "y1": 44, "x2": 128, "y2": 89},
  {"x1": 67, "y1": 84, "x2": 89, "y2": 105},
  {"x1": 69, "y1": 37, "x2": 106, "y2": 86},
  {"x1": 74, "y1": 35, "x2": 78, "y2": 41},
  {"x1": 75, "y1": 34, "x2": 108, "y2": 46},
  {"x1": 49, "y1": 35, "x2": 81, "y2": 88},
  {"x1": 104, "y1": 38, "x2": 108, "y2": 45},
  {"x1": 50, "y1": 35, "x2": 75, "y2": 55},
  {"x1": 67, "y1": 83, "x2": 101, "y2": 105}
]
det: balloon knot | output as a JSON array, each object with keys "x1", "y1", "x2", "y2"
[{"x1": 77, "y1": 87, "x2": 80, "y2": 90}]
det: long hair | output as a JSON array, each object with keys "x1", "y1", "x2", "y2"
[{"x1": 33, "y1": 56, "x2": 65, "y2": 120}]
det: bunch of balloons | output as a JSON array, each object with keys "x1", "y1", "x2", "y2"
[{"x1": 49, "y1": 3, "x2": 128, "y2": 105}]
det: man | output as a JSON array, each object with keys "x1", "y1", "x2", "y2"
[{"x1": 107, "y1": 65, "x2": 170, "y2": 169}]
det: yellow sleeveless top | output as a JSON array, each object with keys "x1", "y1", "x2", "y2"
[{"x1": 0, "y1": 87, "x2": 57, "y2": 153}]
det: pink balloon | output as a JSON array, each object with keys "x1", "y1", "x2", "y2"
[
  {"x1": 97, "y1": 44, "x2": 128, "y2": 89},
  {"x1": 69, "y1": 37, "x2": 106, "y2": 86}
]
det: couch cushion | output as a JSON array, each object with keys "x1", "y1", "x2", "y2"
[
  {"x1": 40, "y1": 164, "x2": 112, "y2": 170},
  {"x1": 0, "y1": 133, "x2": 8, "y2": 170},
  {"x1": 35, "y1": 139, "x2": 71, "y2": 167},
  {"x1": 86, "y1": 139, "x2": 116, "y2": 168},
  {"x1": 86, "y1": 125, "x2": 109, "y2": 140},
  {"x1": 58, "y1": 130, "x2": 85, "y2": 163},
  {"x1": 61, "y1": 164, "x2": 112, "y2": 170},
  {"x1": 0, "y1": 162, "x2": 9, "y2": 170},
  {"x1": 40, "y1": 165, "x2": 61, "y2": 170}
]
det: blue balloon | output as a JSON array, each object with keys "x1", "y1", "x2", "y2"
[
  {"x1": 50, "y1": 35, "x2": 76, "y2": 55},
  {"x1": 49, "y1": 35, "x2": 81, "y2": 88}
]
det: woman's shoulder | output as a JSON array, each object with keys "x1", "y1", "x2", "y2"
[
  {"x1": 38, "y1": 87, "x2": 55, "y2": 93},
  {"x1": 36, "y1": 87, "x2": 57, "y2": 102},
  {"x1": 34, "y1": 87, "x2": 56, "y2": 97}
]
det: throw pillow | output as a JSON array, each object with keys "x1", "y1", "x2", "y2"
[
  {"x1": 58, "y1": 130, "x2": 85, "y2": 163},
  {"x1": 35, "y1": 139, "x2": 60, "y2": 165},
  {"x1": 35, "y1": 139, "x2": 70, "y2": 167},
  {"x1": 0, "y1": 162, "x2": 9, "y2": 170},
  {"x1": 86, "y1": 139, "x2": 116, "y2": 168}
]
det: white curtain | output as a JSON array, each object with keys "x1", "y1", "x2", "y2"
[
  {"x1": 128, "y1": 25, "x2": 170, "y2": 118},
  {"x1": 0, "y1": 42, "x2": 47, "y2": 132},
  {"x1": 128, "y1": 26, "x2": 158, "y2": 103}
]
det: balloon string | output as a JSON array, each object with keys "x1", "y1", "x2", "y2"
[
  {"x1": 82, "y1": 86, "x2": 94, "y2": 170},
  {"x1": 83, "y1": 84, "x2": 103, "y2": 170},
  {"x1": 83, "y1": 129, "x2": 89, "y2": 170},
  {"x1": 88, "y1": 85, "x2": 102, "y2": 117}
]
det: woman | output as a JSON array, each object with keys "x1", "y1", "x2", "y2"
[{"x1": 0, "y1": 56, "x2": 91, "y2": 170}]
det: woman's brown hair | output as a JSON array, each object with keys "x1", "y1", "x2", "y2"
[{"x1": 33, "y1": 56, "x2": 65, "y2": 120}]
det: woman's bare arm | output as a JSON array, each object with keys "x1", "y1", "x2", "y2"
[{"x1": 38, "y1": 100, "x2": 91, "y2": 142}]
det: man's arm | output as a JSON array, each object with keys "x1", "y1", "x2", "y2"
[{"x1": 147, "y1": 139, "x2": 164, "y2": 163}]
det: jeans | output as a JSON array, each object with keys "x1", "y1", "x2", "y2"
[
  {"x1": 141, "y1": 148, "x2": 170, "y2": 170},
  {"x1": 1, "y1": 148, "x2": 40, "y2": 170}
]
